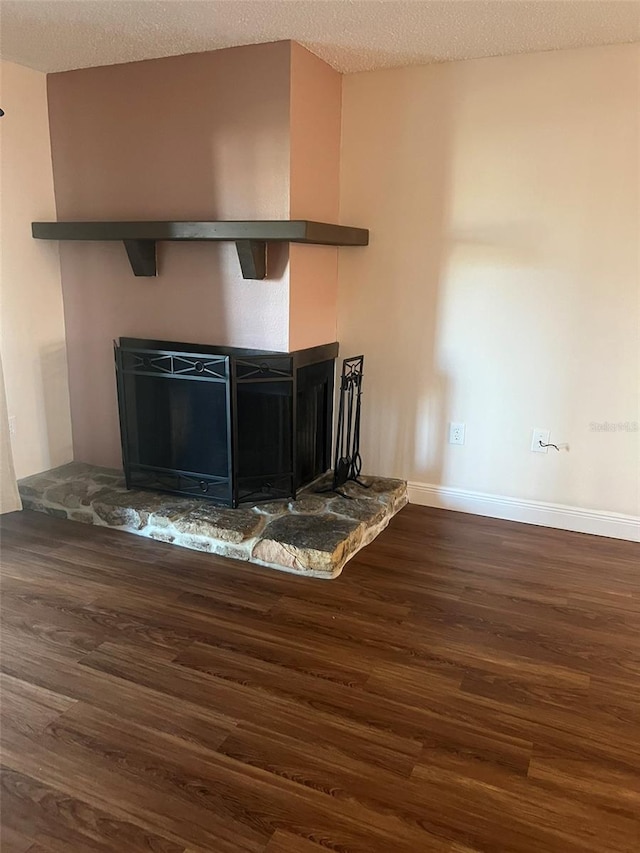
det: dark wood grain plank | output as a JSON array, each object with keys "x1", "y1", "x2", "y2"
[
  {"x1": 0, "y1": 723, "x2": 260, "y2": 853},
  {"x1": 410, "y1": 760, "x2": 639, "y2": 853},
  {"x1": 263, "y1": 829, "x2": 337, "y2": 851},
  {"x1": 0, "y1": 675, "x2": 76, "y2": 738},
  {"x1": 0, "y1": 766, "x2": 185, "y2": 853},
  {"x1": 40, "y1": 702, "x2": 448, "y2": 852},
  {"x1": 0, "y1": 823, "x2": 35, "y2": 853},
  {"x1": 0, "y1": 634, "x2": 237, "y2": 755},
  {"x1": 80, "y1": 639, "x2": 422, "y2": 777},
  {"x1": 2, "y1": 506, "x2": 639, "y2": 852},
  {"x1": 527, "y1": 755, "x2": 640, "y2": 819}
]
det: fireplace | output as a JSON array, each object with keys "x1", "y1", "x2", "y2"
[{"x1": 114, "y1": 338, "x2": 337, "y2": 507}]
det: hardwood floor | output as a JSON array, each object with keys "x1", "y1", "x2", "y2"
[{"x1": 0, "y1": 506, "x2": 639, "y2": 853}]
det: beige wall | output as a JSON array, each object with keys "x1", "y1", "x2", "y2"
[
  {"x1": 339, "y1": 44, "x2": 639, "y2": 517},
  {"x1": 0, "y1": 60, "x2": 73, "y2": 479}
]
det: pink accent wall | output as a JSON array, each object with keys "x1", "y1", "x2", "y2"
[
  {"x1": 47, "y1": 42, "x2": 293, "y2": 467},
  {"x1": 288, "y1": 43, "x2": 342, "y2": 351}
]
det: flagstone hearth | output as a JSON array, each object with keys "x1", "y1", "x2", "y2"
[{"x1": 18, "y1": 463, "x2": 407, "y2": 579}]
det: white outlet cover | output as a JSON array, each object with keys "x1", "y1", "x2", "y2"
[
  {"x1": 531, "y1": 428, "x2": 550, "y2": 453},
  {"x1": 449, "y1": 422, "x2": 465, "y2": 445}
]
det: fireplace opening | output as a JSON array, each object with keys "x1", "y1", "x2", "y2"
[{"x1": 114, "y1": 338, "x2": 337, "y2": 507}]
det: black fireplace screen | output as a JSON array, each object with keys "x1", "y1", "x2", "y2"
[{"x1": 114, "y1": 338, "x2": 337, "y2": 507}]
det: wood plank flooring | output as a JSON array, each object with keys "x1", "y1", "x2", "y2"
[{"x1": 0, "y1": 505, "x2": 638, "y2": 852}]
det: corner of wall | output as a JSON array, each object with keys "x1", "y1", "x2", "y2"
[
  {"x1": 288, "y1": 44, "x2": 342, "y2": 350},
  {"x1": 0, "y1": 59, "x2": 73, "y2": 479}
]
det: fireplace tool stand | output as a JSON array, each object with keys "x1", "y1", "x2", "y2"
[{"x1": 318, "y1": 355, "x2": 369, "y2": 499}]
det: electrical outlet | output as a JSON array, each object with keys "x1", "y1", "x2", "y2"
[
  {"x1": 449, "y1": 422, "x2": 465, "y2": 445},
  {"x1": 8, "y1": 416, "x2": 16, "y2": 438},
  {"x1": 531, "y1": 428, "x2": 550, "y2": 453}
]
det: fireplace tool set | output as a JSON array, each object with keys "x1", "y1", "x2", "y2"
[{"x1": 320, "y1": 355, "x2": 368, "y2": 498}]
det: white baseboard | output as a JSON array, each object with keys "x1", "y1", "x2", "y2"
[{"x1": 407, "y1": 482, "x2": 640, "y2": 542}]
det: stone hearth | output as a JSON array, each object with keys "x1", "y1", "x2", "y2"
[{"x1": 18, "y1": 463, "x2": 407, "y2": 579}]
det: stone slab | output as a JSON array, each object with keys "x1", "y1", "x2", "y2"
[
  {"x1": 252, "y1": 514, "x2": 361, "y2": 576},
  {"x1": 17, "y1": 464, "x2": 408, "y2": 579}
]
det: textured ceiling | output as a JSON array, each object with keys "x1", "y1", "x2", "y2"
[{"x1": 1, "y1": 0, "x2": 639, "y2": 74}]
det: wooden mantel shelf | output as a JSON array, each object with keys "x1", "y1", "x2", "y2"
[{"x1": 31, "y1": 220, "x2": 369, "y2": 280}]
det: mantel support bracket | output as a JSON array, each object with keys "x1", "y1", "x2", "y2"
[
  {"x1": 235, "y1": 239, "x2": 267, "y2": 280},
  {"x1": 121, "y1": 238, "x2": 266, "y2": 279},
  {"x1": 123, "y1": 239, "x2": 157, "y2": 277}
]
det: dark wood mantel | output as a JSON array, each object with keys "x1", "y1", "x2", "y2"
[{"x1": 31, "y1": 220, "x2": 369, "y2": 280}]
